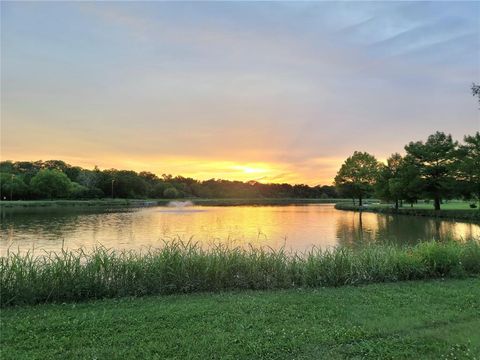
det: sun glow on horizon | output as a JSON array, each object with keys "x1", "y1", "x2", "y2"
[
  {"x1": 0, "y1": 152, "x2": 338, "y2": 185},
  {"x1": 230, "y1": 165, "x2": 270, "y2": 175},
  {"x1": 2, "y1": 1, "x2": 478, "y2": 189}
]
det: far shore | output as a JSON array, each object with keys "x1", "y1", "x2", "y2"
[
  {"x1": 0, "y1": 198, "x2": 350, "y2": 209},
  {"x1": 2, "y1": 198, "x2": 479, "y2": 222}
]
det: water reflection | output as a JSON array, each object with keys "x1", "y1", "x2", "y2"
[
  {"x1": 336, "y1": 211, "x2": 480, "y2": 248},
  {"x1": 1, "y1": 205, "x2": 478, "y2": 255}
]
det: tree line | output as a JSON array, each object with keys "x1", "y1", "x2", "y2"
[
  {"x1": 334, "y1": 131, "x2": 480, "y2": 210},
  {"x1": 0, "y1": 160, "x2": 339, "y2": 200}
]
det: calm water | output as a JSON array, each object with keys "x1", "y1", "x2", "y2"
[{"x1": 1, "y1": 204, "x2": 479, "y2": 255}]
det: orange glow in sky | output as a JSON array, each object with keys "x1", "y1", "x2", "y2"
[{"x1": 2, "y1": 2, "x2": 478, "y2": 186}]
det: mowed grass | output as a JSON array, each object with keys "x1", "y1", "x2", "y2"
[
  {"x1": 410, "y1": 202, "x2": 477, "y2": 210},
  {"x1": 2, "y1": 240, "x2": 480, "y2": 306},
  {"x1": 1, "y1": 278, "x2": 479, "y2": 359},
  {"x1": 369, "y1": 201, "x2": 477, "y2": 210}
]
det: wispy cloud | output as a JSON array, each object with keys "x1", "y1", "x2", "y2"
[{"x1": 2, "y1": 1, "x2": 479, "y2": 184}]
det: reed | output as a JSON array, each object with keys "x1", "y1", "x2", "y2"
[{"x1": 1, "y1": 240, "x2": 479, "y2": 306}]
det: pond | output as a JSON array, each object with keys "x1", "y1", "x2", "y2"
[{"x1": 1, "y1": 204, "x2": 479, "y2": 255}]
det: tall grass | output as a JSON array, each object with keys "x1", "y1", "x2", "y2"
[{"x1": 1, "y1": 240, "x2": 479, "y2": 306}]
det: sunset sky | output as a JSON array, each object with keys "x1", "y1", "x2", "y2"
[{"x1": 2, "y1": 1, "x2": 479, "y2": 185}]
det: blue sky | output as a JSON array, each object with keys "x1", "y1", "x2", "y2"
[{"x1": 2, "y1": 1, "x2": 479, "y2": 184}]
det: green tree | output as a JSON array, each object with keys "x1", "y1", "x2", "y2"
[
  {"x1": 163, "y1": 187, "x2": 179, "y2": 199},
  {"x1": 11, "y1": 161, "x2": 43, "y2": 185},
  {"x1": 404, "y1": 132, "x2": 457, "y2": 210},
  {"x1": 334, "y1": 151, "x2": 380, "y2": 206},
  {"x1": 30, "y1": 169, "x2": 72, "y2": 199},
  {"x1": 0, "y1": 173, "x2": 28, "y2": 200},
  {"x1": 69, "y1": 182, "x2": 90, "y2": 199},
  {"x1": 389, "y1": 156, "x2": 422, "y2": 207},
  {"x1": 0, "y1": 161, "x2": 14, "y2": 173},
  {"x1": 375, "y1": 153, "x2": 404, "y2": 209},
  {"x1": 457, "y1": 132, "x2": 480, "y2": 207},
  {"x1": 149, "y1": 182, "x2": 168, "y2": 198}
]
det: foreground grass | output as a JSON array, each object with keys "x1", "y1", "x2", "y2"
[
  {"x1": 2, "y1": 240, "x2": 479, "y2": 307},
  {"x1": 1, "y1": 278, "x2": 479, "y2": 359}
]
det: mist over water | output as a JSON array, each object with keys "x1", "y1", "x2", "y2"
[
  {"x1": 1, "y1": 204, "x2": 479, "y2": 255},
  {"x1": 167, "y1": 201, "x2": 194, "y2": 208}
]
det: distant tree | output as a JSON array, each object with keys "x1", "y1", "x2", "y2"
[
  {"x1": 334, "y1": 151, "x2": 380, "y2": 206},
  {"x1": 0, "y1": 159, "x2": 358, "y2": 200},
  {"x1": 98, "y1": 170, "x2": 148, "y2": 198},
  {"x1": 0, "y1": 161, "x2": 14, "y2": 173},
  {"x1": 0, "y1": 173, "x2": 29, "y2": 200},
  {"x1": 457, "y1": 132, "x2": 480, "y2": 207},
  {"x1": 69, "y1": 182, "x2": 90, "y2": 199},
  {"x1": 77, "y1": 169, "x2": 100, "y2": 188},
  {"x1": 163, "y1": 187, "x2": 179, "y2": 199},
  {"x1": 404, "y1": 132, "x2": 457, "y2": 210},
  {"x1": 11, "y1": 161, "x2": 43, "y2": 184},
  {"x1": 149, "y1": 182, "x2": 168, "y2": 198},
  {"x1": 30, "y1": 169, "x2": 72, "y2": 199},
  {"x1": 139, "y1": 171, "x2": 159, "y2": 183},
  {"x1": 319, "y1": 185, "x2": 338, "y2": 198}
]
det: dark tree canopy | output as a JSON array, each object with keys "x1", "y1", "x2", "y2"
[
  {"x1": 375, "y1": 153, "x2": 404, "y2": 209},
  {"x1": 456, "y1": 132, "x2": 480, "y2": 204},
  {"x1": 337, "y1": 131, "x2": 476, "y2": 210},
  {"x1": 30, "y1": 169, "x2": 73, "y2": 199},
  {"x1": 404, "y1": 132, "x2": 458, "y2": 210},
  {"x1": 334, "y1": 151, "x2": 380, "y2": 206},
  {"x1": 0, "y1": 160, "x2": 338, "y2": 200}
]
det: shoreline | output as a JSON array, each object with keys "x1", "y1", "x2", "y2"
[
  {"x1": 2, "y1": 198, "x2": 478, "y2": 221},
  {"x1": 334, "y1": 203, "x2": 480, "y2": 222},
  {"x1": 0, "y1": 198, "x2": 349, "y2": 209}
]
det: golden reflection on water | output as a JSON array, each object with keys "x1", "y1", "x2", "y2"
[{"x1": 1, "y1": 204, "x2": 479, "y2": 255}]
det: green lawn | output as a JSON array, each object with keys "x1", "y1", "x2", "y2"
[
  {"x1": 408, "y1": 201, "x2": 477, "y2": 210},
  {"x1": 2, "y1": 278, "x2": 479, "y2": 359},
  {"x1": 369, "y1": 200, "x2": 477, "y2": 211}
]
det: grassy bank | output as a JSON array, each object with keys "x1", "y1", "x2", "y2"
[
  {"x1": 188, "y1": 198, "x2": 350, "y2": 206},
  {"x1": 2, "y1": 240, "x2": 479, "y2": 307},
  {"x1": 1, "y1": 278, "x2": 479, "y2": 359},
  {"x1": 335, "y1": 203, "x2": 480, "y2": 221},
  {"x1": 0, "y1": 199, "x2": 142, "y2": 209},
  {"x1": 0, "y1": 198, "x2": 348, "y2": 209}
]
